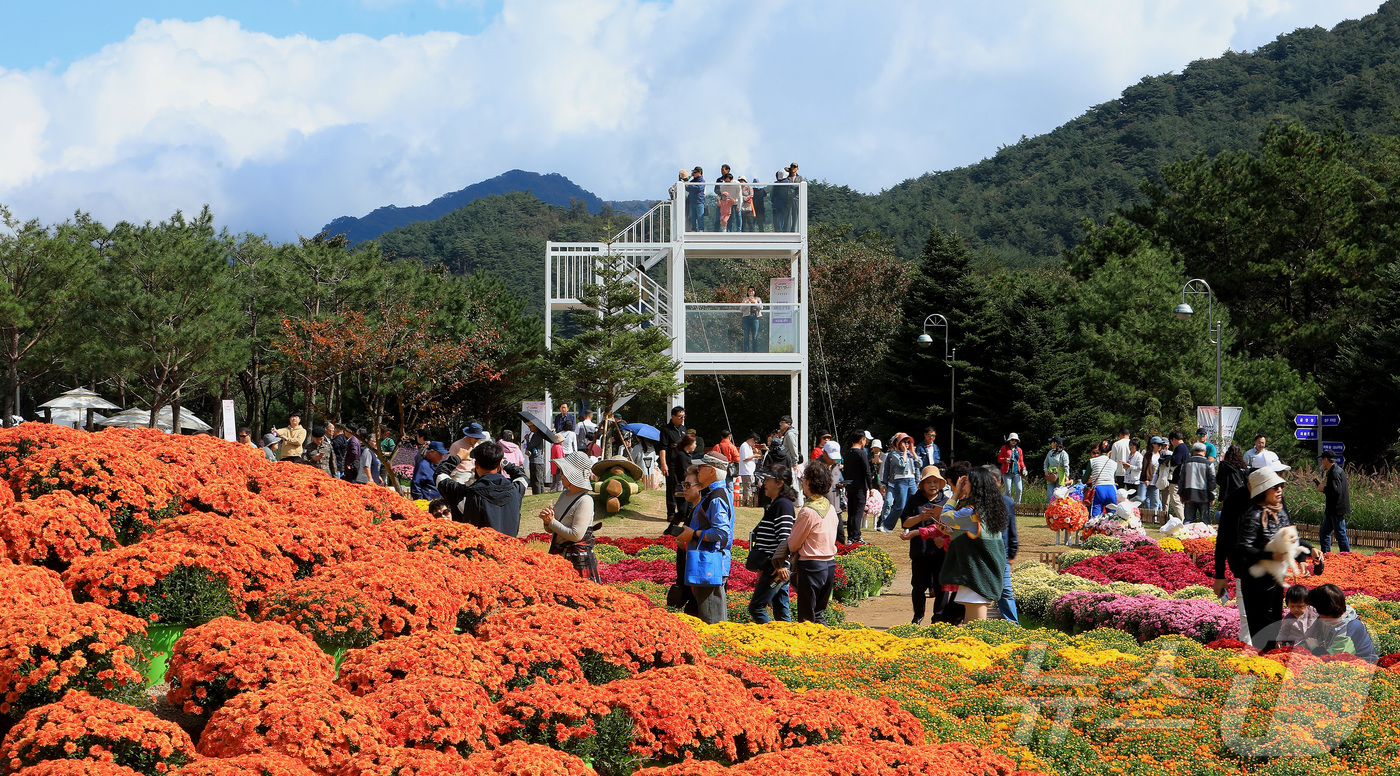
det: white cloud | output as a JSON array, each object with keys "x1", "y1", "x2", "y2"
[{"x1": 0, "y1": 0, "x2": 1384, "y2": 238}]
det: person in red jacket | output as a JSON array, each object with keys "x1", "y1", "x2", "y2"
[{"x1": 997, "y1": 432, "x2": 1029, "y2": 504}]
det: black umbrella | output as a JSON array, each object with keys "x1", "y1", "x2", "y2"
[{"x1": 518, "y1": 410, "x2": 557, "y2": 443}]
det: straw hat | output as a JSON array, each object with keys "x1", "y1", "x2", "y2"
[
  {"x1": 919, "y1": 465, "x2": 946, "y2": 488},
  {"x1": 592, "y1": 456, "x2": 642, "y2": 481},
  {"x1": 1248, "y1": 468, "x2": 1287, "y2": 499},
  {"x1": 555, "y1": 451, "x2": 595, "y2": 490}
]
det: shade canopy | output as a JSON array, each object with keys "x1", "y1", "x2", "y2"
[
  {"x1": 39, "y1": 388, "x2": 122, "y2": 411},
  {"x1": 99, "y1": 406, "x2": 213, "y2": 433},
  {"x1": 44, "y1": 408, "x2": 108, "y2": 428}
]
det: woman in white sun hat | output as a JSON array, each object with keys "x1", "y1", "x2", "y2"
[
  {"x1": 1230, "y1": 466, "x2": 1321, "y2": 650},
  {"x1": 539, "y1": 451, "x2": 600, "y2": 582}
]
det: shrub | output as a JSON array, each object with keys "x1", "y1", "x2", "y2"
[
  {"x1": 1056, "y1": 548, "x2": 1104, "y2": 570},
  {"x1": 256, "y1": 579, "x2": 379, "y2": 651},
  {"x1": 834, "y1": 554, "x2": 879, "y2": 602},
  {"x1": 197, "y1": 680, "x2": 388, "y2": 776},
  {"x1": 634, "y1": 544, "x2": 675, "y2": 561},
  {"x1": 0, "y1": 602, "x2": 149, "y2": 720},
  {"x1": 463, "y1": 740, "x2": 600, "y2": 776},
  {"x1": 1080, "y1": 534, "x2": 1124, "y2": 554},
  {"x1": 310, "y1": 553, "x2": 465, "y2": 637},
  {"x1": 0, "y1": 491, "x2": 118, "y2": 568},
  {"x1": 0, "y1": 564, "x2": 71, "y2": 608},
  {"x1": 496, "y1": 682, "x2": 636, "y2": 776},
  {"x1": 64, "y1": 541, "x2": 246, "y2": 626},
  {"x1": 166, "y1": 617, "x2": 334, "y2": 716},
  {"x1": 1, "y1": 691, "x2": 195, "y2": 775},
  {"x1": 11, "y1": 762, "x2": 145, "y2": 776},
  {"x1": 337, "y1": 748, "x2": 477, "y2": 776},
  {"x1": 476, "y1": 603, "x2": 702, "y2": 684},
  {"x1": 604, "y1": 664, "x2": 780, "y2": 764},
  {"x1": 336, "y1": 631, "x2": 584, "y2": 700},
  {"x1": 593, "y1": 543, "x2": 628, "y2": 565},
  {"x1": 844, "y1": 545, "x2": 897, "y2": 587},
  {"x1": 771, "y1": 690, "x2": 923, "y2": 748},
  {"x1": 13, "y1": 440, "x2": 179, "y2": 543},
  {"x1": 174, "y1": 754, "x2": 318, "y2": 775},
  {"x1": 364, "y1": 676, "x2": 507, "y2": 755}
]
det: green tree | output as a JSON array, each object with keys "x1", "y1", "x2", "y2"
[
  {"x1": 94, "y1": 207, "x2": 247, "y2": 429},
  {"x1": 0, "y1": 206, "x2": 102, "y2": 425},
  {"x1": 540, "y1": 250, "x2": 681, "y2": 453},
  {"x1": 1333, "y1": 261, "x2": 1400, "y2": 461}
]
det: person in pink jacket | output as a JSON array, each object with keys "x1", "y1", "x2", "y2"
[{"x1": 771, "y1": 461, "x2": 839, "y2": 624}]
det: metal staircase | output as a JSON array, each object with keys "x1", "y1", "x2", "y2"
[{"x1": 547, "y1": 201, "x2": 673, "y2": 337}]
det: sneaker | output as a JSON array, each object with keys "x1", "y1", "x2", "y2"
[{"x1": 910, "y1": 618, "x2": 923, "y2": 626}]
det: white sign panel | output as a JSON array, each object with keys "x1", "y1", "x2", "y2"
[
  {"x1": 221, "y1": 399, "x2": 236, "y2": 441},
  {"x1": 768, "y1": 276, "x2": 797, "y2": 353}
]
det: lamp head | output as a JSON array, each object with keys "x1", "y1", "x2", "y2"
[
  {"x1": 1173, "y1": 302, "x2": 1194, "y2": 321},
  {"x1": 916, "y1": 333, "x2": 934, "y2": 348}
]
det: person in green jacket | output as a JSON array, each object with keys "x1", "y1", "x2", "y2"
[
  {"x1": 1043, "y1": 436, "x2": 1071, "y2": 503},
  {"x1": 936, "y1": 463, "x2": 1009, "y2": 622}
]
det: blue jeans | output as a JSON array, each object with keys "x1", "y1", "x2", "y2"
[
  {"x1": 1319, "y1": 513, "x2": 1351, "y2": 553},
  {"x1": 1184, "y1": 501, "x2": 1212, "y2": 524},
  {"x1": 997, "y1": 561, "x2": 1018, "y2": 624},
  {"x1": 686, "y1": 199, "x2": 705, "y2": 231},
  {"x1": 742, "y1": 315, "x2": 759, "y2": 352},
  {"x1": 1003, "y1": 471, "x2": 1023, "y2": 503},
  {"x1": 748, "y1": 568, "x2": 792, "y2": 623},
  {"x1": 726, "y1": 207, "x2": 742, "y2": 231},
  {"x1": 1140, "y1": 484, "x2": 1160, "y2": 511},
  {"x1": 881, "y1": 479, "x2": 916, "y2": 531}
]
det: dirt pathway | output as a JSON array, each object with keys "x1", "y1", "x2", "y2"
[{"x1": 526, "y1": 489, "x2": 1068, "y2": 629}]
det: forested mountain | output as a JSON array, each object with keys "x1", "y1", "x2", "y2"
[
  {"x1": 322, "y1": 170, "x2": 627, "y2": 244},
  {"x1": 811, "y1": 1, "x2": 1400, "y2": 265},
  {"x1": 374, "y1": 192, "x2": 635, "y2": 312}
]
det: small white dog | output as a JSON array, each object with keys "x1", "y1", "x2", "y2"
[{"x1": 1250, "y1": 525, "x2": 1302, "y2": 587}]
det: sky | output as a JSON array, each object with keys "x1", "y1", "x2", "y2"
[{"x1": 0, "y1": 0, "x2": 1387, "y2": 239}]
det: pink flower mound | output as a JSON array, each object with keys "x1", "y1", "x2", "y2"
[
  {"x1": 1050, "y1": 591, "x2": 1239, "y2": 643},
  {"x1": 598, "y1": 558, "x2": 763, "y2": 592},
  {"x1": 1062, "y1": 544, "x2": 1211, "y2": 592}
]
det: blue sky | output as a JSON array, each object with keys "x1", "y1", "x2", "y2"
[{"x1": 0, "y1": 0, "x2": 1386, "y2": 239}]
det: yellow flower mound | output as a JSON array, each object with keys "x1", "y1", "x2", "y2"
[
  {"x1": 1227, "y1": 654, "x2": 1292, "y2": 680},
  {"x1": 689, "y1": 620, "x2": 1141, "y2": 672},
  {"x1": 1057, "y1": 646, "x2": 1142, "y2": 667},
  {"x1": 1159, "y1": 537, "x2": 1185, "y2": 552}
]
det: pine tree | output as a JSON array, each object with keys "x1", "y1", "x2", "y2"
[
  {"x1": 540, "y1": 251, "x2": 681, "y2": 452},
  {"x1": 878, "y1": 226, "x2": 981, "y2": 455}
]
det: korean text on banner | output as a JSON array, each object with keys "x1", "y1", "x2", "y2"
[{"x1": 768, "y1": 277, "x2": 797, "y2": 353}]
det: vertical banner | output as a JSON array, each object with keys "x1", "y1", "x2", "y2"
[
  {"x1": 768, "y1": 276, "x2": 797, "y2": 353},
  {"x1": 221, "y1": 399, "x2": 236, "y2": 441},
  {"x1": 1196, "y1": 406, "x2": 1243, "y2": 450},
  {"x1": 522, "y1": 400, "x2": 548, "y2": 441}
]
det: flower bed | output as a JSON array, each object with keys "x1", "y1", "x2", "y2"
[{"x1": 1060, "y1": 544, "x2": 1215, "y2": 592}]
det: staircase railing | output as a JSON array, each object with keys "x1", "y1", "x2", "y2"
[
  {"x1": 548, "y1": 244, "x2": 671, "y2": 339},
  {"x1": 612, "y1": 200, "x2": 671, "y2": 245}
]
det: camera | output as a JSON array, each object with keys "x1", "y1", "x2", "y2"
[{"x1": 663, "y1": 519, "x2": 687, "y2": 538}]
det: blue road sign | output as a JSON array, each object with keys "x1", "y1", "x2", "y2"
[
  {"x1": 1294, "y1": 414, "x2": 1318, "y2": 427},
  {"x1": 1295, "y1": 428, "x2": 1317, "y2": 440},
  {"x1": 1321, "y1": 414, "x2": 1341, "y2": 427},
  {"x1": 1322, "y1": 441, "x2": 1345, "y2": 454}
]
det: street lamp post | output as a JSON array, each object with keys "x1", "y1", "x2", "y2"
[
  {"x1": 1174, "y1": 278, "x2": 1222, "y2": 415},
  {"x1": 915, "y1": 314, "x2": 955, "y2": 461}
]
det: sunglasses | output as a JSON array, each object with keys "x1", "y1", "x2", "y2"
[
  {"x1": 683, "y1": 481, "x2": 699, "y2": 489},
  {"x1": 431, "y1": 508, "x2": 450, "y2": 518}
]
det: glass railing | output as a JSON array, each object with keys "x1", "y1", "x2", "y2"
[
  {"x1": 684, "y1": 303, "x2": 799, "y2": 354},
  {"x1": 670, "y1": 182, "x2": 804, "y2": 233}
]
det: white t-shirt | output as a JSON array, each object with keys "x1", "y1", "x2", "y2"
[
  {"x1": 1110, "y1": 437, "x2": 1131, "y2": 466},
  {"x1": 738, "y1": 442, "x2": 757, "y2": 477},
  {"x1": 559, "y1": 430, "x2": 578, "y2": 456}
]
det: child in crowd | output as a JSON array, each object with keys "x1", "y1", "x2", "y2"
[
  {"x1": 1276, "y1": 584, "x2": 1317, "y2": 649},
  {"x1": 1305, "y1": 583, "x2": 1378, "y2": 662}
]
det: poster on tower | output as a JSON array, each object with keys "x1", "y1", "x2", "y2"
[
  {"x1": 1196, "y1": 406, "x2": 1242, "y2": 450},
  {"x1": 768, "y1": 277, "x2": 797, "y2": 353}
]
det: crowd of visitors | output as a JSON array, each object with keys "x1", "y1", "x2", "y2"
[
  {"x1": 243, "y1": 398, "x2": 1364, "y2": 658},
  {"x1": 680, "y1": 162, "x2": 805, "y2": 232}
]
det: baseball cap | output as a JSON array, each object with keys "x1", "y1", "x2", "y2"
[{"x1": 822, "y1": 440, "x2": 843, "y2": 461}]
